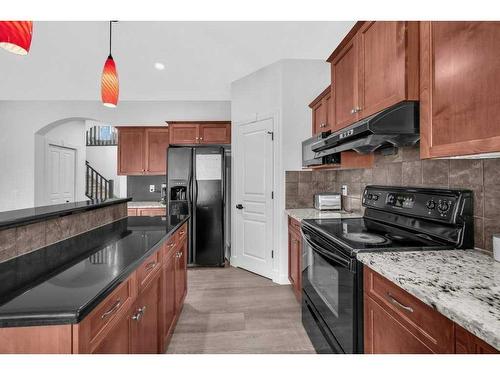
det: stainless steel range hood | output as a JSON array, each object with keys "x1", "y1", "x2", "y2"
[{"x1": 312, "y1": 101, "x2": 419, "y2": 156}]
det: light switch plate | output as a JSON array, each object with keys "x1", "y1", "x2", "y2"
[
  {"x1": 341, "y1": 185, "x2": 348, "y2": 196},
  {"x1": 149, "y1": 185, "x2": 155, "y2": 193}
]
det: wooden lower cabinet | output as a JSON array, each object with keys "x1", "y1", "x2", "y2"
[
  {"x1": 364, "y1": 266, "x2": 498, "y2": 354},
  {"x1": 0, "y1": 223, "x2": 188, "y2": 354},
  {"x1": 455, "y1": 324, "x2": 498, "y2": 354},
  {"x1": 174, "y1": 237, "x2": 188, "y2": 311},
  {"x1": 130, "y1": 274, "x2": 160, "y2": 354},
  {"x1": 288, "y1": 217, "x2": 302, "y2": 301},
  {"x1": 160, "y1": 247, "x2": 177, "y2": 351},
  {"x1": 128, "y1": 207, "x2": 166, "y2": 217},
  {"x1": 91, "y1": 312, "x2": 131, "y2": 354},
  {"x1": 364, "y1": 295, "x2": 433, "y2": 354}
]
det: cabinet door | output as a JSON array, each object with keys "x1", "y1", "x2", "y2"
[
  {"x1": 364, "y1": 295, "x2": 433, "y2": 354},
  {"x1": 161, "y1": 250, "x2": 176, "y2": 343},
  {"x1": 174, "y1": 239, "x2": 187, "y2": 312},
  {"x1": 421, "y1": 21, "x2": 500, "y2": 158},
  {"x1": 324, "y1": 90, "x2": 333, "y2": 133},
  {"x1": 358, "y1": 21, "x2": 419, "y2": 119},
  {"x1": 91, "y1": 314, "x2": 130, "y2": 354},
  {"x1": 288, "y1": 228, "x2": 301, "y2": 301},
  {"x1": 169, "y1": 123, "x2": 199, "y2": 144},
  {"x1": 455, "y1": 324, "x2": 498, "y2": 354},
  {"x1": 145, "y1": 128, "x2": 170, "y2": 174},
  {"x1": 117, "y1": 128, "x2": 145, "y2": 175},
  {"x1": 199, "y1": 123, "x2": 231, "y2": 144},
  {"x1": 160, "y1": 252, "x2": 176, "y2": 352},
  {"x1": 331, "y1": 38, "x2": 359, "y2": 130},
  {"x1": 311, "y1": 101, "x2": 327, "y2": 135},
  {"x1": 130, "y1": 276, "x2": 160, "y2": 354}
]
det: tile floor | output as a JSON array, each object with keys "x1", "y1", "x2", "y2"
[{"x1": 166, "y1": 266, "x2": 315, "y2": 354}]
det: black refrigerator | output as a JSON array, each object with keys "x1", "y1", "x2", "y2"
[{"x1": 167, "y1": 146, "x2": 227, "y2": 266}]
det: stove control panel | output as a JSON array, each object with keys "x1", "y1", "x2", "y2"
[{"x1": 362, "y1": 186, "x2": 470, "y2": 223}]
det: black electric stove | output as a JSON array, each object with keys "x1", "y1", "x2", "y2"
[{"x1": 301, "y1": 185, "x2": 473, "y2": 354}]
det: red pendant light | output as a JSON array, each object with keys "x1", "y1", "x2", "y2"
[
  {"x1": 0, "y1": 21, "x2": 33, "y2": 55},
  {"x1": 101, "y1": 21, "x2": 119, "y2": 107}
]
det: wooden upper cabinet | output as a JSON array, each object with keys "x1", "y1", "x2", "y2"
[
  {"x1": 145, "y1": 128, "x2": 169, "y2": 174},
  {"x1": 117, "y1": 126, "x2": 169, "y2": 176},
  {"x1": 328, "y1": 21, "x2": 419, "y2": 131},
  {"x1": 309, "y1": 86, "x2": 331, "y2": 135},
  {"x1": 199, "y1": 123, "x2": 231, "y2": 144},
  {"x1": 168, "y1": 122, "x2": 231, "y2": 144},
  {"x1": 168, "y1": 123, "x2": 200, "y2": 144},
  {"x1": 420, "y1": 21, "x2": 500, "y2": 158},
  {"x1": 118, "y1": 128, "x2": 145, "y2": 175},
  {"x1": 331, "y1": 38, "x2": 358, "y2": 131},
  {"x1": 358, "y1": 21, "x2": 419, "y2": 119}
]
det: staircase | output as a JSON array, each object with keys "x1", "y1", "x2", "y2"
[{"x1": 85, "y1": 161, "x2": 114, "y2": 201}]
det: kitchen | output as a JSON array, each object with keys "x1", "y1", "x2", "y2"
[{"x1": 0, "y1": 2, "x2": 499, "y2": 372}]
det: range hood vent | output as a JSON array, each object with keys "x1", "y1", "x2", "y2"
[{"x1": 312, "y1": 101, "x2": 419, "y2": 156}]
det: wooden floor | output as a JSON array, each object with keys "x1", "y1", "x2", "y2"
[{"x1": 166, "y1": 266, "x2": 315, "y2": 354}]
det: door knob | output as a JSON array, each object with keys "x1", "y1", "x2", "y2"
[{"x1": 236, "y1": 204, "x2": 244, "y2": 210}]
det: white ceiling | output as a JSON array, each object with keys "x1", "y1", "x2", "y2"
[{"x1": 0, "y1": 21, "x2": 354, "y2": 101}]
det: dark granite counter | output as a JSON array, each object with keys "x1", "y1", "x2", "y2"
[
  {"x1": 0, "y1": 198, "x2": 132, "y2": 230},
  {"x1": 0, "y1": 214, "x2": 189, "y2": 328}
]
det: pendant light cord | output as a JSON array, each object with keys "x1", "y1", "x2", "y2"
[{"x1": 109, "y1": 21, "x2": 112, "y2": 56}]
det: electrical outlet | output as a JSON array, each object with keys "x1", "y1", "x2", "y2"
[
  {"x1": 149, "y1": 185, "x2": 155, "y2": 193},
  {"x1": 341, "y1": 185, "x2": 348, "y2": 196}
]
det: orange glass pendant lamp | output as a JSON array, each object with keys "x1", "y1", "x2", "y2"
[
  {"x1": 0, "y1": 21, "x2": 33, "y2": 55},
  {"x1": 101, "y1": 21, "x2": 119, "y2": 107}
]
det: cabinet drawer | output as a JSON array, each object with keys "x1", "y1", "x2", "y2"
[
  {"x1": 89, "y1": 279, "x2": 132, "y2": 341},
  {"x1": 127, "y1": 208, "x2": 138, "y2": 216},
  {"x1": 138, "y1": 208, "x2": 165, "y2": 216},
  {"x1": 288, "y1": 217, "x2": 301, "y2": 234},
  {"x1": 364, "y1": 266, "x2": 454, "y2": 353},
  {"x1": 137, "y1": 251, "x2": 161, "y2": 291}
]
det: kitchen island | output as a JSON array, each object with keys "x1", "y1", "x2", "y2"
[{"x1": 0, "y1": 214, "x2": 189, "y2": 354}]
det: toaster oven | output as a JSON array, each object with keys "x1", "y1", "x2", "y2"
[{"x1": 314, "y1": 193, "x2": 342, "y2": 211}]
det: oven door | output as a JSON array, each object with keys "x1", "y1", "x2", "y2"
[{"x1": 301, "y1": 229, "x2": 358, "y2": 354}]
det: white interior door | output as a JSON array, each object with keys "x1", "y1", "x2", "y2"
[
  {"x1": 234, "y1": 118, "x2": 274, "y2": 278},
  {"x1": 47, "y1": 144, "x2": 76, "y2": 205}
]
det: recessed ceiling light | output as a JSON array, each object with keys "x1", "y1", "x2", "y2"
[{"x1": 154, "y1": 62, "x2": 165, "y2": 71}]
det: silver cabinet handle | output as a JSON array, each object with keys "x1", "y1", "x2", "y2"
[
  {"x1": 101, "y1": 299, "x2": 121, "y2": 319},
  {"x1": 386, "y1": 293, "x2": 414, "y2": 313},
  {"x1": 145, "y1": 261, "x2": 157, "y2": 271},
  {"x1": 351, "y1": 108, "x2": 356, "y2": 114},
  {"x1": 131, "y1": 305, "x2": 147, "y2": 321}
]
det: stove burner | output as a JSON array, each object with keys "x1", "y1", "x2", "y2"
[{"x1": 342, "y1": 232, "x2": 390, "y2": 245}]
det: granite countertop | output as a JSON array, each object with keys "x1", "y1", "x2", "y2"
[
  {"x1": 128, "y1": 201, "x2": 166, "y2": 208},
  {"x1": 285, "y1": 208, "x2": 363, "y2": 222},
  {"x1": 0, "y1": 198, "x2": 132, "y2": 230},
  {"x1": 357, "y1": 250, "x2": 500, "y2": 350},
  {"x1": 0, "y1": 214, "x2": 189, "y2": 328}
]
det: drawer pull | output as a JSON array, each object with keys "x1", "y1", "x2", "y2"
[
  {"x1": 386, "y1": 293, "x2": 414, "y2": 313},
  {"x1": 101, "y1": 299, "x2": 121, "y2": 320},
  {"x1": 145, "y1": 261, "x2": 157, "y2": 271}
]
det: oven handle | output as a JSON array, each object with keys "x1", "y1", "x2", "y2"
[{"x1": 302, "y1": 232, "x2": 354, "y2": 272}]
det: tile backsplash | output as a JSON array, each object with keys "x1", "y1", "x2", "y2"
[
  {"x1": 285, "y1": 145, "x2": 500, "y2": 253},
  {"x1": 127, "y1": 175, "x2": 166, "y2": 201}
]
